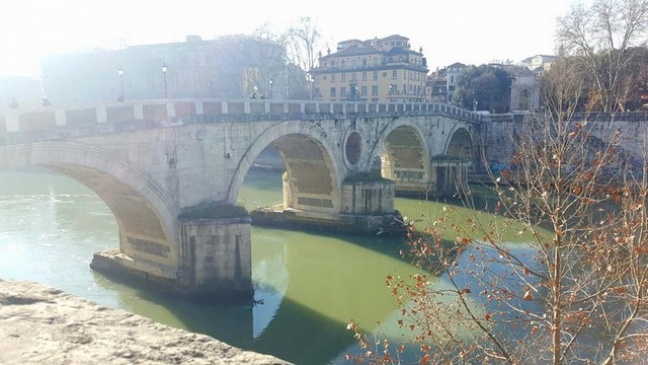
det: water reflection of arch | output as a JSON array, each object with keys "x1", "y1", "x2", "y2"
[
  {"x1": 0, "y1": 141, "x2": 178, "y2": 262},
  {"x1": 227, "y1": 121, "x2": 343, "y2": 213}
]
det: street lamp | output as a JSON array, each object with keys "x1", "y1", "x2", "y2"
[
  {"x1": 269, "y1": 78, "x2": 274, "y2": 99},
  {"x1": 307, "y1": 72, "x2": 315, "y2": 100},
  {"x1": 161, "y1": 62, "x2": 168, "y2": 98},
  {"x1": 117, "y1": 67, "x2": 125, "y2": 101}
]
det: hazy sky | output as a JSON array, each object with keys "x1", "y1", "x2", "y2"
[{"x1": 0, "y1": 0, "x2": 577, "y2": 77}]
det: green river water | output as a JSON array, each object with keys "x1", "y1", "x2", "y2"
[{"x1": 0, "y1": 166, "x2": 497, "y2": 364}]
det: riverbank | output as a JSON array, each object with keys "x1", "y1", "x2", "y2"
[{"x1": 0, "y1": 279, "x2": 291, "y2": 365}]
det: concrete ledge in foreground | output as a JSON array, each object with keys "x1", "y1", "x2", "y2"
[{"x1": 0, "y1": 279, "x2": 291, "y2": 365}]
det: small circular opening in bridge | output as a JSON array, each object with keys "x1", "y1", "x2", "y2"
[{"x1": 345, "y1": 132, "x2": 362, "y2": 165}]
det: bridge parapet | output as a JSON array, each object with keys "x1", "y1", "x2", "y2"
[
  {"x1": 0, "y1": 99, "x2": 480, "y2": 146},
  {"x1": 484, "y1": 111, "x2": 648, "y2": 123}
]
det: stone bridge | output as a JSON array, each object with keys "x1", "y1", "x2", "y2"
[{"x1": 0, "y1": 99, "x2": 478, "y2": 300}]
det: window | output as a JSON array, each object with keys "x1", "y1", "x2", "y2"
[
  {"x1": 341, "y1": 74, "x2": 346, "y2": 81},
  {"x1": 362, "y1": 72, "x2": 367, "y2": 81},
  {"x1": 450, "y1": 75, "x2": 454, "y2": 83},
  {"x1": 340, "y1": 86, "x2": 347, "y2": 98},
  {"x1": 352, "y1": 73, "x2": 357, "y2": 80},
  {"x1": 330, "y1": 87, "x2": 336, "y2": 98},
  {"x1": 331, "y1": 60, "x2": 336, "y2": 67},
  {"x1": 361, "y1": 86, "x2": 367, "y2": 96},
  {"x1": 362, "y1": 58, "x2": 367, "y2": 66},
  {"x1": 372, "y1": 85, "x2": 378, "y2": 96},
  {"x1": 392, "y1": 70, "x2": 397, "y2": 79},
  {"x1": 373, "y1": 71, "x2": 378, "y2": 80},
  {"x1": 402, "y1": 84, "x2": 406, "y2": 94},
  {"x1": 331, "y1": 74, "x2": 336, "y2": 82}
]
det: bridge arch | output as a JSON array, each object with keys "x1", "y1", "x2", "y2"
[
  {"x1": 367, "y1": 117, "x2": 430, "y2": 192},
  {"x1": 0, "y1": 141, "x2": 178, "y2": 268},
  {"x1": 444, "y1": 126, "x2": 474, "y2": 159},
  {"x1": 227, "y1": 121, "x2": 343, "y2": 213}
]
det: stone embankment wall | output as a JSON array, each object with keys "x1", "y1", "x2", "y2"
[
  {"x1": 479, "y1": 113, "x2": 648, "y2": 169},
  {"x1": 477, "y1": 115, "x2": 523, "y2": 168},
  {"x1": 0, "y1": 279, "x2": 291, "y2": 365}
]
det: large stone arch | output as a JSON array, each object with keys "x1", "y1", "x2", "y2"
[
  {"x1": 227, "y1": 121, "x2": 343, "y2": 213},
  {"x1": 444, "y1": 126, "x2": 474, "y2": 159},
  {"x1": 367, "y1": 117, "x2": 431, "y2": 193},
  {"x1": 436, "y1": 125, "x2": 475, "y2": 194},
  {"x1": 0, "y1": 141, "x2": 179, "y2": 271}
]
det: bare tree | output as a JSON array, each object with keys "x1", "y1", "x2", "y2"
[
  {"x1": 250, "y1": 23, "x2": 288, "y2": 99},
  {"x1": 284, "y1": 17, "x2": 326, "y2": 99},
  {"x1": 348, "y1": 9, "x2": 648, "y2": 363},
  {"x1": 541, "y1": 56, "x2": 588, "y2": 118},
  {"x1": 557, "y1": 0, "x2": 648, "y2": 112}
]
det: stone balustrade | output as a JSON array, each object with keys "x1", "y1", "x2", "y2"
[{"x1": 0, "y1": 99, "x2": 480, "y2": 145}]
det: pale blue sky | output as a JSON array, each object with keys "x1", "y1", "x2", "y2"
[{"x1": 0, "y1": 0, "x2": 576, "y2": 77}]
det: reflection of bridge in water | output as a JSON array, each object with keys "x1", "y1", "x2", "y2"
[{"x1": 0, "y1": 98, "x2": 478, "y2": 299}]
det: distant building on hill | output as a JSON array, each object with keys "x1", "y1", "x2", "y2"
[
  {"x1": 311, "y1": 34, "x2": 428, "y2": 102},
  {"x1": 445, "y1": 62, "x2": 469, "y2": 102},
  {"x1": 424, "y1": 62, "x2": 469, "y2": 104},
  {"x1": 426, "y1": 61, "x2": 542, "y2": 112},
  {"x1": 425, "y1": 67, "x2": 448, "y2": 103},
  {"x1": 520, "y1": 54, "x2": 557, "y2": 73}
]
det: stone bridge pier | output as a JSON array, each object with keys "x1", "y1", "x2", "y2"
[
  {"x1": 0, "y1": 99, "x2": 478, "y2": 300},
  {"x1": 0, "y1": 140, "x2": 255, "y2": 301}
]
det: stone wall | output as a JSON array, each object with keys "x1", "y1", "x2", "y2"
[
  {"x1": 0, "y1": 279, "x2": 290, "y2": 365},
  {"x1": 479, "y1": 113, "x2": 648, "y2": 169}
]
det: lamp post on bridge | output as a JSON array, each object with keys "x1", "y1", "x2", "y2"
[
  {"x1": 117, "y1": 67, "x2": 125, "y2": 101},
  {"x1": 269, "y1": 78, "x2": 274, "y2": 99},
  {"x1": 161, "y1": 62, "x2": 168, "y2": 98}
]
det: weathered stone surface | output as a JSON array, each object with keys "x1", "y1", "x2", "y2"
[{"x1": 0, "y1": 280, "x2": 291, "y2": 365}]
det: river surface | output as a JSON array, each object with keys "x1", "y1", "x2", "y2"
[{"x1": 0, "y1": 166, "x2": 487, "y2": 364}]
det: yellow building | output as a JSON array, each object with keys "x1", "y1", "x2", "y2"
[{"x1": 311, "y1": 35, "x2": 428, "y2": 103}]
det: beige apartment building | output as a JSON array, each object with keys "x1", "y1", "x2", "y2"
[{"x1": 311, "y1": 35, "x2": 428, "y2": 103}]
